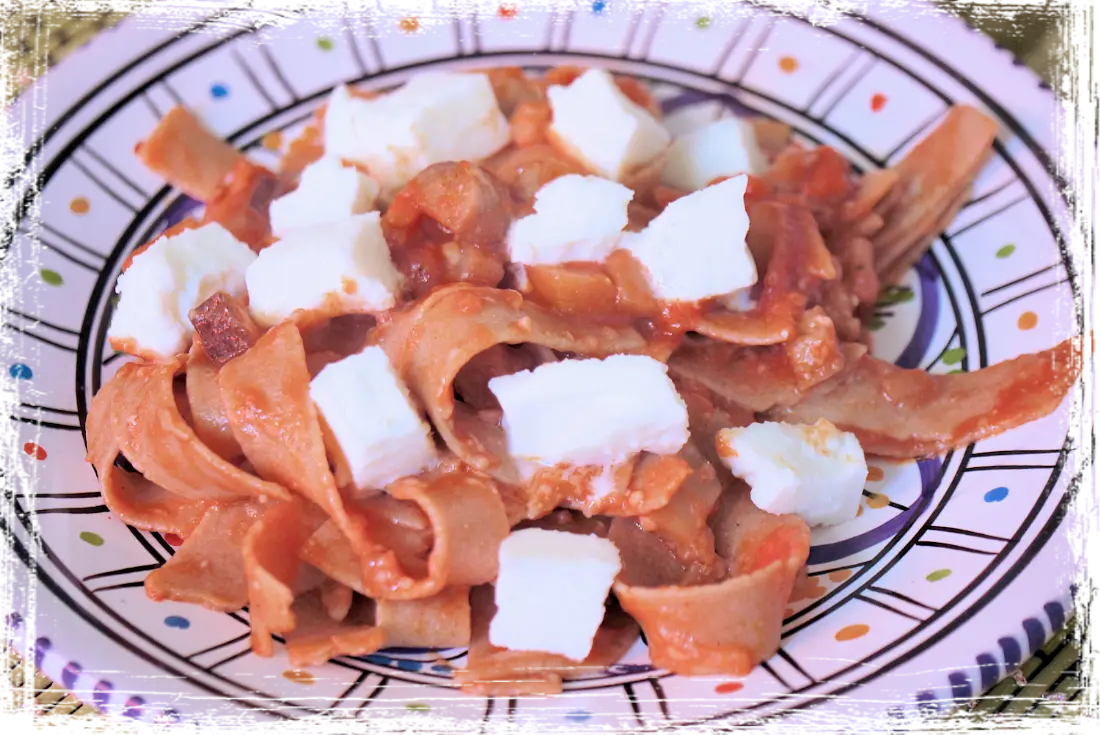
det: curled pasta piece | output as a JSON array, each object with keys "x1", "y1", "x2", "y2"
[
  {"x1": 186, "y1": 341, "x2": 242, "y2": 462},
  {"x1": 614, "y1": 482, "x2": 810, "y2": 676},
  {"x1": 375, "y1": 284, "x2": 648, "y2": 482},
  {"x1": 303, "y1": 469, "x2": 509, "y2": 601},
  {"x1": 86, "y1": 360, "x2": 289, "y2": 502},
  {"x1": 456, "y1": 586, "x2": 640, "y2": 697},
  {"x1": 102, "y1": 464, "x2": 208, "y2": 536}
]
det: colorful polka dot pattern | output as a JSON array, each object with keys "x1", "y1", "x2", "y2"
[
  {"x1": 778, "y1": 55, "x2": 799, "y2": 73},
  {"x1": 262, "y1": 131, "x2": 283, "y2": 151},
  {"x1": 40, "y1": 268, "x2": 63, "y2": 286},
  {"x1": 927, "y1": 569, "x2": 952, "y2": 582},
  {"x1": 715, "y1": 681, "x2": 743, "y2": 694},
  {"x1": 283, "y1": 669, "x2": 315, "y2": 684},
  {"x1": 566, "y1": 710, "x2": 593, "y2": 723},
  {"x1": 984, "y1": 486, "x2": 1009, "y2": 503},
  {"x1": 591, "y1": 0, "x2": 607, "y2": 13},
  {"x1": 405, "y1": 702, "x2": 431, "y2": 713},
  {"x1": 942, "y1": 347, "x2": 966, "y2": 365},
  {"x1": 164, "y1": 615, "x2": 190, "y2": 629},
  {"x1": 829, "y1": 569, "x2": 853, "y2": 583},
  {"x1": 24, "y1": 442, "x2": 47, "y2": 460},
  {"x1": 865, "y1": 492, "x2": 890, "y2": 509},
  {"x1": 79, "y1": 531, "x2": 104, "y2": 547},
  {"x1": 866, "y1": 466, "x2": 885, "y2": 482},
  {"x1": 1018, "y1": 311, "x2": 1038, "y2": 330},
  {"x1": 316, "y1": 36, "x2": 334, "y2": 51},
  {"x1": 695, "y1": 16, "x2": 712, "y2": 30},
  {"x1": 69, "y1": 196, "x2": 90, "y2": 214},
  {"x1": 497, "y1": 3, "x2": 518, "y2": 19},
  {"x1": 209, "y1": 83, "x2": 229, "y2": 99},
  {"x1": 870, "y1": 93, "x2": 888, "y2": 112},
  {"x1": 996, "y1": 243, "x2": 1016, "y2": 258},
  {"x1": 399, "y1": 17, "x2": 421, "y2": 33}
]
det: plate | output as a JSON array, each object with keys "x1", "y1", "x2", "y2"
[{"x1": 2, "y1": 1, "x2": 1084, "y2": 728}]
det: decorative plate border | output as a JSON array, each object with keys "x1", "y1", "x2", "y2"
[{"x1": 0, "y1": 1, "x2": 1095, "y2": 735}]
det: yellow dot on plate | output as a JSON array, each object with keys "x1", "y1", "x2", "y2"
[
  {"x1": 262, "y1": 131, "x2": 283, "y2": 151},
  {"x1": 399, "y1": 16, "x2": 421, "y2": 33},
  {"x1": 866, "y1": 466, "x2": 885, "y2": 482},
  {"x1": 865, "y1": 492, "x2": 890, "y2": 509},
  {"x1": 282, "y1": 670, "x2": 314, "y2": 685},
  {"x1": 69, "y1": 196, "x2": 90, "y2": 214},
  {"x1": 778, "y1": 55, "x2": 799, "y2": 73},
  {"x1": 856, "y1": 505, "x2": 864, "y2": 518},
  {"x1": 829, "y1": 569, "x2": 853, "y2": 583},
  {"x1": 835, "y1": 623, "x2": 870, "y2": 642},
  {"x1": 1018, "y1": 311, "x2": 1038, "y2": 330}
]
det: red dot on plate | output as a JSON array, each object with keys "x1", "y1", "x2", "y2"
[
  {"x1": 23, "y1": 442, "x2": 47, "y2": 461},
  {"x1": 715, "y1": 681, "x2": 744, "y2": 694},
  {"x1": 164, "y1": 533, "x2": 184, "y2": 547},
  {"x1": 497, "y1": 2, "x2": 518, "y2": 18},
  {"x1": 870, "y1": 93, "x2": 888, "y2": 112}
]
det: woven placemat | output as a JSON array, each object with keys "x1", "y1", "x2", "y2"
[{"x1": 2, "y1": 1, "x2": 1100, "y2": 735}]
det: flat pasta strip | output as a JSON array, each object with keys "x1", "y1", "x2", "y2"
[
  {"x1": 101, "y1": 464, "x2": 208, "y2": 535},
  {"x1": 244, "y1": 497, "x2": 324, "y2": 657},
  {"x1": 144, "y1": 502, "x2": 261, "y2": 612},
  {"x1": 284, "y1": 590, "x2": 386, "y2": 668},
  {"x1": 135, "y1": 106, "x2": 245, "y2": 202},
  {"x1": 614, "y1": 482, "x2": 810, "y2": 676},
  {"x1": 456, "y1": 586, "x2": 640, "y2": 696},
  {"x1": 375, "y1": 586, "x2": 472, "y2": 648},
  {"x1": 770, "y1": 336, "x2": 1083, "y2": 458},
  {"x1": 87, "y1": 360, "x2": 289, "y2": 502}
]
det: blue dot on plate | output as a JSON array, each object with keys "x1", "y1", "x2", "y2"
[
  {"x1": 396, "y1": 659, "x2": 421, "y2": 672},
  {"x1": 984, "y1": 486, "x2": 1009, "y2": 503},
  {"x1": 592, "y1": 0, "x2": 607, "y2": 13},
  {"x1": 9, "y1": 363, "x2": 32, "y2": 379},
  {"x1": 566, "y1": 710, "x2": 592, "y2": 723},
  {"x1": 164, "y1": 615, "x2": 191, "y2": 629},
  {"x1": 210, "y1": 83, "x2": 229, "y2": 99},
  {"x1": 431, "y1": 664, "x2": 452, "y2": 674}
]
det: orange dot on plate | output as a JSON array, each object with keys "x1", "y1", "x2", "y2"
[
  {"x1": 778, "y1": 56, "x2": 799, "y2": 73},
  {"x1": 715, "y1": 681, "x2": 744, "y2": 694},
  {"x1": 23, "y1": 442, "x2": 47, "y2": 461},
  {"x1": 1018, "y1": 311, "x2": 1038, "y2": 330},
  {"x1": 262, "y1": 131, "x2": 283, "y2": 151},
  {"x1": 866, "y1": 466, "x2": 885, "y2": 482},
  {"x1": 69, "y1": 196, "x2": 90, "y2": 214},
  {"x1": 398, "y1": 16, "x2": 421, "y2": 33},
  {"x1": 835, "y1": 623, "x2": 870, "y2": 642},
  {"x1": 829, "y1": 569, "x2": 853, "y2": 583},
  {"x1": 870, "y1": 93, "x2": 888, "y2": 112},
  {"x1": 497, "y1": 2, "x2": 518, "y2": 18},
  {"x1": 282, "y1": 669, "x2": 315, "y2": 685},
  {"x1": 866, "y1": 492, "x2": 890, "y2": 509}
]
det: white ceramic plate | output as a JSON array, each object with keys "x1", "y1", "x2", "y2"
[{"x1": 3, "y1": 1, "x2": 1084, "y2": 729}]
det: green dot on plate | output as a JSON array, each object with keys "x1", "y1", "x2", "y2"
[
  {"x1": 942, "y1": 347, "x2": 966, "y2": 365},
  {"x1": 79, "y1": 531, "x2": 104, "y2": 547},
  {"x1": 996, "y1": 243, "x2": 1016, "y2": 258},
  {"x1": 695, "y1": 16, "x2": 712, "y2": 29},
  {"x1": 316, "y1": 36, "x2": 334, "y2": 51},
  {"x1": 926, "y1": 569, "x2": 952, "y2": 582},
  {"x1": 405, "y1": 702, "x2": 431, "y2": 713},
  {"x1": 867, "y1": 316, "x2": 886, "y2": 331},
  {"x1": 40, "y1": 268, "x2": 63, "y2": 286}
]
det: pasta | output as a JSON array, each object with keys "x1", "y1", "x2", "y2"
[{"x1": 86, "y1": 65, "x2": 1083, "y2": 695}]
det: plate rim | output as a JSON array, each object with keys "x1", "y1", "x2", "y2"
[{"x1": 0, "y1": 1, "x2": 1095, "y2": 735}]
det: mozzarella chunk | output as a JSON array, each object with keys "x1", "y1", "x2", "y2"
[
  {"x1": 245, "y1": 212, "x2": 401, "y2": 327},
  {"x1": 619, "y1": 175, "x2": 756, "y2": 302},
  {"x1": 269, "y1": 156, "x2": 380, "y2": 236},
  {"x1": 547, "y1": 69, "x2": 670, "y2": 181},
  {"x1": 108, "y1": 223, "x2": 256, "y2": 359},
  {"x1": 488, "y1": 355, "x2": 689, "y2": 470},
  {"x1": 323, "y1": 74, "x2": 509, "y2": 195},
  {"x1": 489, "y1": 528, "x2": 621, "y2": 661},
  {"x1": 661, "y1": 118, "x2": 767, "y2": 191},
  {"x1": 507, "y1": 175, "x2": 633, "y2": 265},
  {"x1": 716, "y1": 420, "x2": 867, "y2": 527},
  {"x1": 310, "y1": 346, "x2": 437, "y2": 490}
]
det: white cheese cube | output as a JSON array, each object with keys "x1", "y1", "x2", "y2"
[
  {"x1": 269, "y1": 156, "x2": 380, "y2": 236},
  {"x1": 108, "y1": 223, "x2": 256, "y2": 360},
  {"x1": 245, "y1": 212, "x2": 400, "y2": 327},
  {"x1": 661, "y1": 118, "x2": 767, "y2": 192},
  {"x1": 310, "y1": 346, "x2": 437, "y2": 490},
  {"x1": 489, "y1": 528, "x2": 621, "y2": 661},
  {"x1": 323, "y1": 74, "x2": 509, "y2": 196},
  {"x1": 547, "y1": 69, "x2": 670, "y2": 181},
  {"x1": 488, "y1": 355, "x2": 689, "y2": 469},
  {"x1": 619, "y1": 175, "x2": 756, "y2": 302},
  {"x1": 507, "y1": 174, "x2": 633, "y2": 265},
  {"x1": 716, "y1": 419, "x2": 867, "y2": 527}
]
